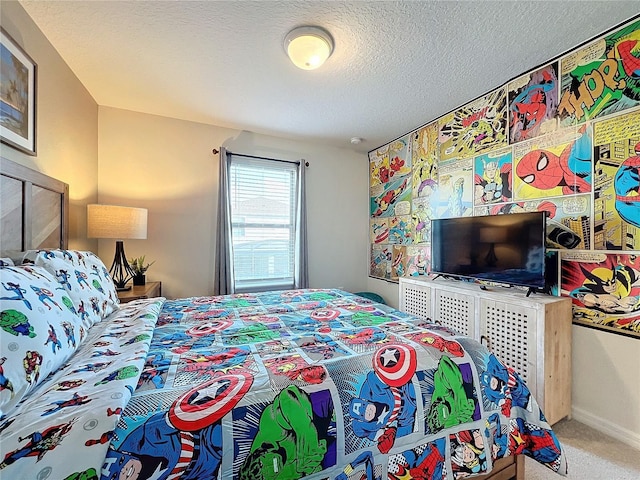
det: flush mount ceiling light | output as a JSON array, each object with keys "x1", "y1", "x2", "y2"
[{"x1": 284, "y1": 26, "x2": 334, "y2": 70}]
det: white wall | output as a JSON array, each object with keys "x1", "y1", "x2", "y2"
[
  {"x1": 366, "y1": 277, "x2": 401, "y2": 309},
  {"x1": 571, "y1": 326, "x2": 640, "y2": 449},
  {"x1": 97, "y1": 107, "x2": 369, "y2": 299},
  {"x1": 1, "y1": 1, "x2": 98, "y2": 251}
]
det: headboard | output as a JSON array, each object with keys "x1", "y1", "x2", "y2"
[{"x1": 1, "y1": 156, "x2": 69, "y2": 257}]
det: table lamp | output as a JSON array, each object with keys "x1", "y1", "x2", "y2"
[
  {"x1": 87, "y1": 204, "x2": 148, "y2": 290},
  {"x1": 479, "y1": 227, "x2": 507, "y2": 268}
]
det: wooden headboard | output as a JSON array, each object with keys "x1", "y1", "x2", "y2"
[{"x1": 1, "y1": 156, "x2": 69, "y2": 256}]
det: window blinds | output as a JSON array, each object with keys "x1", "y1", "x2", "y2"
[{"x1": 228, "y1": 156, "x2": 298, "y2": 291}]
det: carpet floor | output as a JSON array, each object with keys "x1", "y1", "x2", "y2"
[{"x1": 525, "y1": 419, "x2": 640, "y2": 479}]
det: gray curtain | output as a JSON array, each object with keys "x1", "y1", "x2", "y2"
[
  {"x1": 215, "y1": 149, "x2": 308, "y2": 294},
  {"x1": 294, "y1": 160, "x2": 309, "y2": 288},
  {"x1": 214, "y1": 147, "x2": 235, "y2": 295}
]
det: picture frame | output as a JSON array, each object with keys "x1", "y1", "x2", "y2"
[{"x1": 1, "y1": 28, "x2": 37, "y2": 155}]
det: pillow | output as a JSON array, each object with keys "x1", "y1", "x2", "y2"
[
  {"x1": 1, "y1": 250, "x2": 27, "y2": 266},
  {"x1": 0, "y1": 265, "x2": 85, "y2": 416},
  {"x1": 0, "y1": 258, "x2": 14, "y2": 267},
  {"x1": 30, "y1": 250, "x2": 120, "y2": 328}
]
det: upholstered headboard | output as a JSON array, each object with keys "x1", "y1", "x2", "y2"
[{"x1": 0, "y1": 156, "x2": 69, "y2": 257}]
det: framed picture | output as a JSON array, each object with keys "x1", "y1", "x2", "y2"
[{"x1": 1, "y1": 28, "x2": 37, "y2": 155}]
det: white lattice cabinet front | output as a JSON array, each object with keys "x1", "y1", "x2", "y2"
[{"x1": 399, "y1": 276, "x2": 572, "y2": 425}]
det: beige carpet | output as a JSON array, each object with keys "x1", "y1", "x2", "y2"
[{"x1": 525, "y1": 419, "x2": 640, "y2": 479}]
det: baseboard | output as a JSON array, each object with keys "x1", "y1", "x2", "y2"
[{"x1": 572, "y1": 406, "x2": 640, "y2": 450}]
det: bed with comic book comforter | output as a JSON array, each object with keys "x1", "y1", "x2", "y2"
[{"x1": 0, "y1": 251, "x2": 568, "y2": 480}]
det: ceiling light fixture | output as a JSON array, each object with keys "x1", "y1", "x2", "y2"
[{"x1": 284, "y1": 26, "x2": 334, "y2": 70}]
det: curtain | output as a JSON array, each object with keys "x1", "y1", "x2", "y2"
[
  {"x1": 215, "y1": 148, "x2": 308, "y2": 294},
  {"x1": 214, "y1": 147, "x2": 235, "y2": 295},
  {"x1": 294, "y1": 160, "x2": 309, "y2": 288}
]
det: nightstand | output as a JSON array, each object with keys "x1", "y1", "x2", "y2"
[{"x1": 117, "y1": 281, "x2": 162, "y2": 303}]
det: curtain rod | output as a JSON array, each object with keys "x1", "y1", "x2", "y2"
[{"x1": 212, "y1": 148, "x2": 309, "y2": 167}]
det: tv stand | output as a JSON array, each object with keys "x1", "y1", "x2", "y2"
[{"x1": 399, "y1": 276, "x2": 572, "y2": 426}]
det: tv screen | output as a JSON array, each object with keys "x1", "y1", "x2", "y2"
[{"x1": 430, "y1": 211, "x2": 547, "y2": 289}]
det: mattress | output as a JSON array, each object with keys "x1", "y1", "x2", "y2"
[{"x1": 1, "y1": 288, "x2": 567, "y2": 480}]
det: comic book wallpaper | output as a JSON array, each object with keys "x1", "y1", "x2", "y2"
[
  {"x1": 559, "y1": 18, "x2": 640, "y2": 126},
  {"x1": 508, "y1": 63, "x2": 559, "y2": 143},
  {"x1": 0, "y1": 290, "x2": 569, "y2": 480},
  {"x1": 438, "y1": 88, "x2": 508, "y2": 162},
  {"x1": 561, "y1": 252, "x2": 640, "y2": 337},
  {"x1": 369, "y1": 16, "x2": 640, "y2": 338}
]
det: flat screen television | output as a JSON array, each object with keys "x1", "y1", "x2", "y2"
[{"x1": 430, "y1": 211, "x2": 547, "y2": 290}]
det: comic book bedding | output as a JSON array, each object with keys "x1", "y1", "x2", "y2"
[{"x1": 0, "y1": 251, "x2": 568, "y2": 480}]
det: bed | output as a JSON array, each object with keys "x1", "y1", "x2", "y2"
[{"x1": 0, "y1": 157, "x2": 567, "y2": 480}]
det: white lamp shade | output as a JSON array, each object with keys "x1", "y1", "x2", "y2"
[
  {"x1": 285, "y1": 26, "x2": 333, "y2": 70},
  {"x1": 87, "y1": 204, "x2": 148, "y2": 239}
]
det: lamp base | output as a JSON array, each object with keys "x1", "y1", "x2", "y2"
[
  {"x1": 485, "y1": 243, "x2": 498, "y2": 267},
  {"x1": 116, "y1": 286, "x2": 132, "y2": 292},
  {"x1": 110, "y1": 240, "x2": 135, "y2": 289}
]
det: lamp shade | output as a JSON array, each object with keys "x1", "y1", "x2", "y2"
[
  {"x1": 284, "y1": 26, "x2": 334, "y2": 70},
  {"x1": 87, "y1": 204, "x2": 148, "y2": 240},
  {"x1": 479, "y1": 227, "x2": 507, "y2": 244}
]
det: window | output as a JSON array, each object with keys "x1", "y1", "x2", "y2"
[{"x1": 228, "y1": 156, "x2": 299, "y2": 292}]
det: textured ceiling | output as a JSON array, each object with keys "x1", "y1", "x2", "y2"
[{"x1": 19, "y1": 1, "x2": 640, "y2": 153}]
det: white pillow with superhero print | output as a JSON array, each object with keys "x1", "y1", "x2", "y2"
[
  {"x1": 0, "y1": 265, "x2": 85, "y2": 416},
  {"x1": 31, "y1": 250, "x2": 120, "y2": 328}
]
